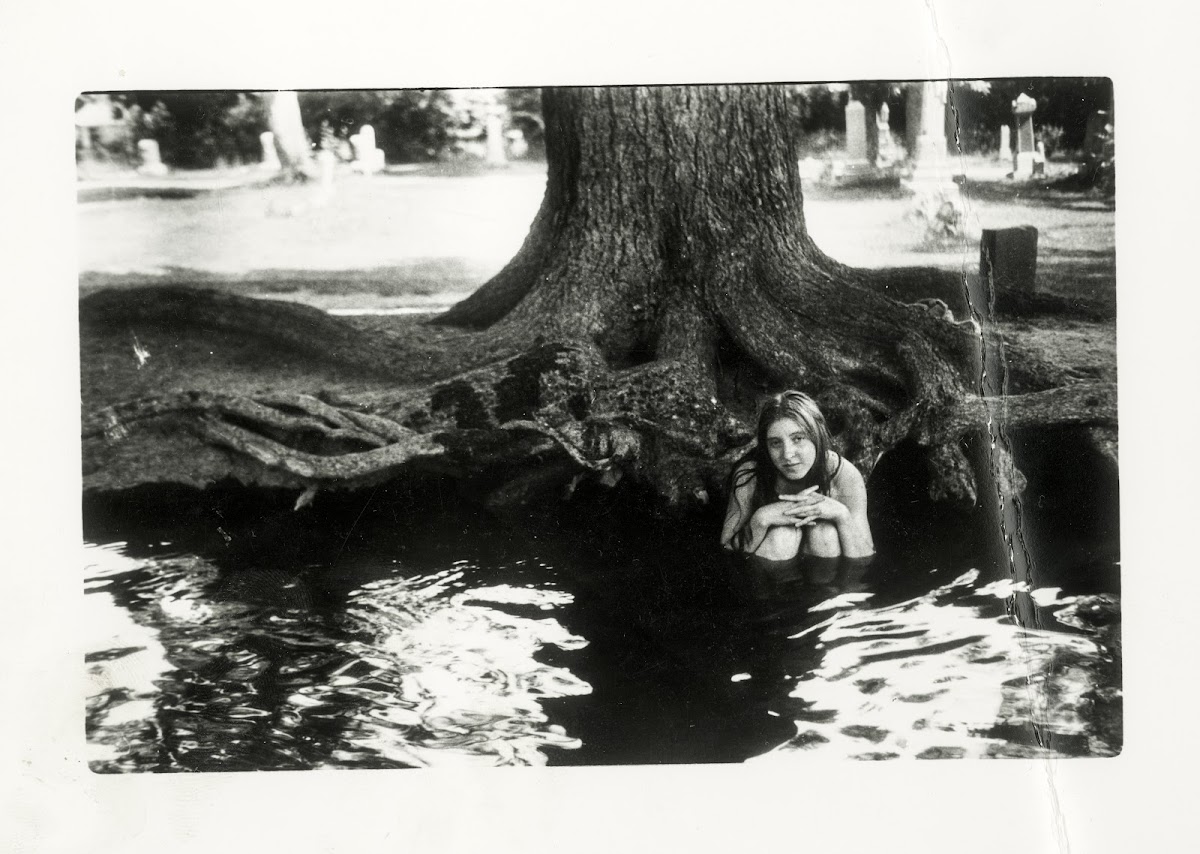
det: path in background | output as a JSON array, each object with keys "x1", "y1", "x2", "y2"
[{"x1": 77, "y1": 162, "x2": 1115, "y2": 314}]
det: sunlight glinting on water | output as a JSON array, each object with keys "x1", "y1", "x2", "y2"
[
  {"x1": 84, "y1": 543, "x2": 591, "y2": 771},
  {"x1": 85, "y1": 537, "x2": 1118, "y2": 768},
  {"x1": 84, "y1": 543, "x2": 177, "y2": 768},
  {"x1": 328, "y1": 573, "x2": 591, "y2": 768},
  {"x1": 755, "y1": 570, "x2": 1114, "y2": 761}
]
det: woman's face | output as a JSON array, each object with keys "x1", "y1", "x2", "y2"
[{"x1": 765, "y1": 416, "x2": 817, "y2": 482}]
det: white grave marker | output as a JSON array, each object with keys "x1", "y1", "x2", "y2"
[{"x1": 136, "y1": 139, "x2": 168, "y2": 176}]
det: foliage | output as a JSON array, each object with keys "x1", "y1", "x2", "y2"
[
  {"x1": 75, "y1": 98, "x2": 140, "y2": 166},
  {"x1": 505, "y1": 87, "x2": 546, "y2": 157},
  {"x1": 217, "y1": 94, "x2": 271, "y2": 165},
  {"x1": 298, "y1": 89, "x2": 545, "y2": 164},
  {"x1": 1039, "y1": 124, "x2": 1066, "y2": 159},
  {"x1": 949, "y1": 78, "x2": 1112, "y2": 154},
  {"x1": 779, "y1": 79, "x2": 1110, "y2": 163},
  {"x1": 299, "y1": 90, "x2": 452, "y2": 162},
  {"x1": 910, "y1": 187, "x2": 964, "y2": 242},
  {"x1": 1097, "y1": 134, "x2": 1115, "y2": 195},
  {"x1": 953, "y1": 124, "x2": 997, "y2": 156},
  {"x1": 785, "y1": 84, "x2": 848, "y2": 136},
  {"x1": 85, "y1": 89, "x2": 547, "y2": 170},
  {"x1": 796, "y1": 129, "x2": 846, "y2": 158},
  {"x1": 107, "y1": 92, "x2": 269, "y2": 169},
  {"x1": 1086, "y1": 122, "x2": 1115, "y2": 196}
]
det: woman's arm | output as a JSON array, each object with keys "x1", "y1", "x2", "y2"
[
  {"x1": 722, "y1": 465, "x2": 815, "y2": 554},
  {"x1": 778, "y1": 459, "x2": 875, "y2": 558},
  {"x1": 830, "y1": 461, "x2": 874, "y2": 558},
  {"x1": 720, "y1": 465, "x2": 757, "y2": 550}
]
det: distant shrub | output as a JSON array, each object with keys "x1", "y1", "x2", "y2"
[
  {"x1": 911, "y1": 187, "x2": 964, "y2": 241},
  {"x1": 1039, "y1": 125, "x2": 1066, "y2": 160},
  {"x1": 298, "y1": 89, "x2": 544, "y2": 165},
  {"x1": 113, "y1": 93, "x2": 269, "y2": 169},
  {"x1": 1089, "y1": 123, "x2": 1115, "y2": 195},
  {"x1": 956, "y1": 125, "x2": 997, "y2": 156},
  {"x1": 798, "y1": 129, "x2": 846, "y2": 158}
]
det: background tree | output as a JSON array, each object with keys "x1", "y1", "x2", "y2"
[
  {"x1": 298, "y1": 90, "x2": 458, "y2": 162},
  {"x1": 267, "y1": 91, "x2": 317, "y2": 179},
  {"x1": 81, "y1": 85, "x2": 1115, "y2": 528},
  {"x1": 113, "y1": 91, "x2": 270, "y2": 168},
  {"x1": 297, "y1": 89, "x2": 545, "y2": 163}
]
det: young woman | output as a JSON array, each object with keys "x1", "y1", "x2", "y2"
[{"x1": 721, "y1": 391, "x2": 874, "y2": 560}]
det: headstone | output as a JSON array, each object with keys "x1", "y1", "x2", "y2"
[
  {"x1": 505, "y1": 129, "x2": 528, "y2": 159},
  {"x1": 844, "y1": 100, "x2": 869, "y2": 163},
  {"x1": 1032, "y1": 141, "x2": 1046, "y2": 176},
  {"x1": 876, "y1": 103, "x2": 895, "y2": 165},
  {"x1": 351, "y1": 124, "x2": 385, "y2": 174},
  {"x1": 1012, "y1": 93, "x2": 1037, "y2": 178},
  {"x1": 998, "y1": 125, "x2": 1011, "y2": 161},
  {"x1": 357, "y1": 123, "x2": 376, "y2": 153},
  {"x1": 136, "y1": 139, "x2": 168, "y2": 176},
  {"x1": 980, "y1": 226, "x2": 1039, "y2": 294},
  {"x1": 259, "y1": 131, "x2": 281, "y2": 171},
  {"x1": 912, "y1": 81, "x2": 951, "y2": 172},
  {"x1": 905, "y1": 81, "x2": 963, "y2": 232}
]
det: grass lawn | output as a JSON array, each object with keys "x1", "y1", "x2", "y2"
[
  {"x1": 77, "y1": 159, "x2": 1114, "y2": 312},
  {"x1": 77, "y1": 159, "x2": 1115, "y2": 382}
]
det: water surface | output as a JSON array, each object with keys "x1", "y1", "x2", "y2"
[{"x1": 84, "y1": 507, "x2": 1121, "y2": 770}]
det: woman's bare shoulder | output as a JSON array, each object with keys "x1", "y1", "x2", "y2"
[
  {"x1": 731, "y1": 460, "x2": 759, "y2": 492},
  {"x1": 830, "y1": 454, "x2": 865, "y2": 491}
]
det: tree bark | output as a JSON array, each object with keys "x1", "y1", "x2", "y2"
[{"x1": 80, "y1": 85, "x2": 1116, "y2": 519}]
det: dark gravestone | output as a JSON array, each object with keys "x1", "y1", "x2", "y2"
[{"x1": 980, "y1": 226, "x2": 1039, "y2": 294}]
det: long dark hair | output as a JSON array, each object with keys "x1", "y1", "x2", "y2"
[{"x1": 727, "y1": 391, "x2": 841, "y2": 548}]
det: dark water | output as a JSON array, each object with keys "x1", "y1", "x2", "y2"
[{"x1": 84, "y1": 496, "x2": 1121, "y2": 771}]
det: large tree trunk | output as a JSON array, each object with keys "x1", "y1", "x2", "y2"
[
  {"x1": 267, "y1": 91, "x2": 317, "y2": 180},
  {"x1": 80, "y1": 85, "x2": 1115, "y2": 521}
]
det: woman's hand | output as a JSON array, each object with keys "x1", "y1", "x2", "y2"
[
  {"x1": 748, "y1": 486, "x2": 826, "y2": 530},
  {"x1": 751, "y1": 500, "x2": 805, "y2": 529},
  {"x1": 778, "y1": 488, "x2": 850, "y2": 528}
]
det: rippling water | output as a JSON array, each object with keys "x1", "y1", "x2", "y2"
[
  {"x1": 746, "y1": 567, "x2": 1120, "y2": 760},
  {"x1": 84, "y1": 514, "x2": 1120, "y2": 770},
  {"x1": 85, "y1": 543, "x2": 590, "y2": 771}
]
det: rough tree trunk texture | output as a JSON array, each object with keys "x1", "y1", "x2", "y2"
[{"x1": 80, "y1": 85, "x2": 1116, "y2": 518}]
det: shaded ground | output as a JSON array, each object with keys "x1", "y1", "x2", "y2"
[
  {"x1": 78, "y1": 160, "x2": 1115, "y2": 310},
  {"x1": 77, "y1": 158, "x2": 1116, "y2": 405}
]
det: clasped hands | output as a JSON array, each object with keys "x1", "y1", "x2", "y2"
[{"x1": 753, "y1": 486, "x2": 848, "y2": 529}]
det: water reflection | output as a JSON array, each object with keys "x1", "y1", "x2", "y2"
[
  {"x1": 84, "y1": 542, "x2": 590, "y2": 772},
  {"x1": 725, "y1": 556, "x2": 1121, "y2": 760},
  {"x1": 85, "y1": 524, "x2": 1120, "y2": 769}
]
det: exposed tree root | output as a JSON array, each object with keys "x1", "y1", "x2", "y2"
[
  {"x1": 78, "y1": 86, "x2": 1117, "y2": 528},
  {"x1": 81, "y1": 286, "x2": 1116, "y2": 520}
]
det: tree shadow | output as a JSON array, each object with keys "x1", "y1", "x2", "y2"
[
  {"x1": 78, "y1": 261, "x2": 489, "y2": 305},
  {"x1": 959, "y1": 177, "x2": 1114, "y2": 212}
]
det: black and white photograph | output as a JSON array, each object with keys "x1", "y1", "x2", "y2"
[
  {"x1": 78, "y1": 79, "x2": 1120, "y2": 770},
  {"x1": 5, "y1": 2, "x2": 1197, "y2": 852}
]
